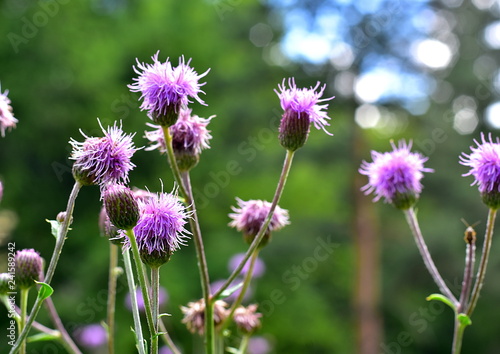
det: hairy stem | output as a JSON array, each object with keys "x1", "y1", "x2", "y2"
[
  {"x1": 106, "y1": 243, "x2": 119, "y2": 354},
  {"x1": 151, "y1": 267, "x2": 160, "y2": 354}
]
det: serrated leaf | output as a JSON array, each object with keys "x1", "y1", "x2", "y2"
[
  {"x1": 426, "y1": 293, "x2": 456, "y2": 312},
  {"x1": 35, "y1": 281, "x2": 54, "y2": 300},
  {"x1": 27, "y1": 332, "x2": 61, "y2": 343},
  {"x1": 219, "y1": 282, "x2": 243, "y2": 300},
  {"x1": 457, "y1": 313, "x2": 472, "y2": 327},
  {"x1": 46, "y1": 219, "x2": 61, "y2": 239}
]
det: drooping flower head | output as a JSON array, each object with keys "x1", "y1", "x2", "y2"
[
  {"x1": 0, "y1": 87, "x2": 17, "y2": 137},
  {"x1": 130, "y1": 189, "x2": 191, "y2": 267},
  {"x1": 275, "y1": 78, "x2": 333, "y2": 151},
  {"x1": 229, "y1": 198, "x2": 290, "y2": 247},
  {"x1": 75, "y1": 324, "x2": 107, "y2": 349},
  {"x1": 129, "y1": 52, "x2": 210, "y2": 126},
  {"x1": 145, "y1": 108, "x2": 214, "y2": 170},
  {"x1": 233, "y1": 304, "x2": 262, "y2": 334},
  {"x1": 181, "y1": 298, "x2": 228, "y2": 335},
  {"x1": 70, "y1": 120, "x2": 137, "y2": 186},
  {"x1": 103, "y1": 184, "x2": 140, "y2": 230},
  {"x1": 460, "y1": 133, "x2": 500, "y2": 209},
  {"x1": 359, "y1": 140, "x2": 433, "y2": 209},
  {"x1": 15, "y1": 249, "x2": 44, "y2": 290}
]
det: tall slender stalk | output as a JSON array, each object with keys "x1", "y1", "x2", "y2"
[
  {"x1": 452, "y1": 318, "x2": 466, "y2": 354},
  {"x1": 151, "y1": 267, "x2": 160, "y2": 354},
  {"x1": 403, "y1": 207, "x2": 458, "y2": 305},
  {"x1": 10, "y1": 181, "x2": 82, "y2": 354},
  {"x1": 466, "y1": 208, "x2": 497, "y2": 316},
  {"x1": 106, "y1": 243, "x2": 119, "y2": 354},
  {"x1": 458, "y1": 241, "x2": 475, "y2": 313},
  {"x1": 19, "y1": 289, "x2": 28, "y2": 354},
  {"x1": 212, "y1": 150, "x2": 295, "y2": 300},
  {"x1": 122, "y1": 249, "x2": 146, "y2": 354}
]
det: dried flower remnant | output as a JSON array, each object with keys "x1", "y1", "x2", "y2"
[
  {"x1": 181, "y1": 299, "x2": 228, "y2": 335},
  {"x1": 233, "y1": 304, "x2": 262, "y2": 334}
]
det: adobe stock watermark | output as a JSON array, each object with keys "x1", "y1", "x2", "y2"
[
  {"x1": 259, "y1": 235, "x2": 339, "y2": 317},
  {"x1": 7, "y1": 0, "x2": 71, "y2": 54},
  {"x1": 211, "y1": 0, "x2": 242, "y2": 21},
  {"x1": 381, "y1": 277, "x2": 461, "y2": 354}
]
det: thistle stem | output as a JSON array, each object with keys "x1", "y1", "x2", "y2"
[
  {"x1": 19, "y1": 289, "x2": 28, "y2": 354},
  {"x1": 452, "y1": 318, "x2": 466, "y2": 354},
  {"x1": 106, "y1": 243, "x2": 119, "y2": 354},
  {"x1": 466, "y1": 208, "x2": 497, "y2": 316},
  {"x1": 221, "y1": 250, "x2": 259, "y2": 331},
  {"x1": 122, "y1": 249, "x2": 146, "y2": 354},
  {"x1": 403, "y1": 207, "x2": 458, "y2": 306},
  {"x1": 10, "y1": 181, "x2": 82, "y2": 354},
  {"x1": 151, "y1": 267, "x2": 160, "y2": 354},
  {"x1": 125, "y1": 229, "x2": 155, "y2": 345},
  {"x1": 458, "y1": 242, "x2": 475, "y2": 313},
  {"x1": 212, "y1": 150, "x2": 295, "y2": 300},
  {"x1": 236, "y1": 334, "x2": 250, "y2": 354},
  {"x1": 158, "y1": 318, "x2": 182, "y2": 354}
]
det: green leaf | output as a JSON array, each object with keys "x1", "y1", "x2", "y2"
[
  {"x1": 35, "y1": 281, "x2": 54, "y2": 300},
  {"x1": 46, "y1": 219, "x2": 61, "y2": 239},
  {"x1": 218, "y1": 282, "x2": 243, "y2": 300},
  {"x1": 457, "y1": 313, "x2": 472, "y2": 327},
  {"x1": 426, "y1": 293, "x2": 456, "y2": 312},
  {"x1": 159, "y1": 312, "x2": 172, "y2": 318},
  {"x1": 27, "y1": 332, "x2": 61, "y2": 343}
]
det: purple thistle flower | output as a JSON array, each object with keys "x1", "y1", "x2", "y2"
[
  {"x1": 145, "y1": 108, "x2": 214, "y2": 170},
  {"x1": 0, "y1": 181, "x2": 3, "y2": 204},
  {"x1": 75, "y1": 324, "x2": 107, "y2": 349},
  {"x1": 70, "y1": 120, "x2": 137, "y2": 186},
  {"x1": 15, "y1": 249, "x2": 44, "y2": 290},
  {"x1": 0, "y1": 88, "x2": 18, "y2": 137},
  {"x1": 275, "y1": 78, "x2": 333, "y2": 151},
  {"x1": 125, "y1": 286, "x2": 169, "y2": 312},
  {"x1": 460, "y1": 133, "x2": 500, "y2": 209},
  {"x1": 129, "y1": 190, "x2": 191, "y2": 267},
  {"x1": 129, "y1": 52, "x2": 209, "y2": 126},
  {"x1": 228, "y1": 253, "x2": 266, "y2": 278},
  {"x1": 248, "y1": 336, "x2": 272, "y2": 354},
  {"x1": 359, "y1": 140, "x2": 433, "y2": 209},
  {"x1": 229, "y1": 198, "x2": 290, "y2": 246}
]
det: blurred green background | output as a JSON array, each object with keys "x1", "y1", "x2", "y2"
[{"x1": 1, "y1": 0, "x2": 500, "y2": 353}]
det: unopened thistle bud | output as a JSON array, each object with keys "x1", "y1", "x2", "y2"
[
  {"x1": 275, "y1": 78, "x2": 333, "y2": 151},
  {"x1": 0, "y1": 273, "x2": 13, "y2": 294},
  {"x1": 359, "y1": 140, "x2": 433, "y2": 210},
  {"x1": 181, "y1": 299, "x2": 228, "y2": 335},
  {"x1": 127, "y1": 190, "x2": 190, "y2": 268},
  {"x1": 15, "y1": 249, "x2": 43, "y2": 290},
  {"x1": 460, "y1": 133, "x2": 500, "y2": 209},
  {"x1": 129, "y1": 52, "x2": 209, "y2": 126},
  {"x1": 233, "y1": 304, "x2": 262, "y2": 334},
  {"x1": 98, "y1": 206, "x2": 122, "y2": 245},
  {"x1": 70, "y1": 120, "x2": 137, "y2": 187},
  {"x1": 229, "y1": 198, "x2": 290, "y2": 247},
  {"x1": 103, "y1": 184, "x2": 139, "y2": 230}
]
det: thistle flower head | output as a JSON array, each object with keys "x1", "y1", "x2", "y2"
[
  {"x1": 229, "y1": 198, "x2": 290, "y2": 246},
  {"x1": 103, "y1": 184, "x2": 139, "y2": 230},
  {"x1": 129, "y1": 52, "x2": 209, "y2": 126},
  {"x1": 70, "y1": 120, "x2": 137, "y2": 186},
  {"x1": 359, "y1": 140, "x2": 433, "y2": 209},
  {"x1": 233, "y1": 304, "x2": 262, "y2": 334},
  {"x1": 129, "y1": 189, "x2": 191, "y2": 267},
  {"x1": 181, "y1": 298, "x2": 228, "y2": 335},
  {"x1": 0, "y1": 273, "x2": 13, "y2": 294},
  {"x1": 460, "y1": 133, "x2": 500, "y2": 209},
  {"x1": 75, "y1": 324, "x2": 107, "y2": 349},
  {"x1": 275, "y1": 78, "x2": 333, "y2": 151},
  {"x1": 15, "y1": 249, "x2": 43, "y2": 290},
  {"x1": 145, "y1": 108, "x2": 214, "y2": 170},
  {"x1": 0, "y1": 88, "x2": 17, "y2": 137}
]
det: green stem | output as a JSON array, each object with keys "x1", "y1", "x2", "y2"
[
  {"x1": 122, "y1": 249, "x2": 146, "y2": 354},
  {"x1": 125, "y1": 229, "x2": 156, "y2": 347},
  {"x1": 161, "y1": 125, "x2": 212, "y2": 353},
  {"x1": 452, "y1": 318, "x2": 466, "y2": 354},
  {"x1": 458, "y1": 242, "x2": 475, "y2": 313},
  {"x1": 403, "y1": 207, "x2": 458, "y2": 306},
  {"x1": 19, "y1": 289, "x2": 28, "y2": 354},
  {"x1": 107, "y1": 243, "x2": 119, "y2": 354},
  {"x1": 466, "y1": 208, "x2": 497, "y2": 316},
  {"x1": 10, "y1": 181, "x2": 82, "y2": 354},
  {"x1": 221, "y1": 250, "x2": 259, "y2": 331},
  {"x1": 237, "y1": 334, "x2": 250, "y2": 354},
  {"x1": 212, "y1": 150, "x2": 295, "y2": 300},
  {"x1": 158, "y1": 318, "x2": 182, "y2": 354},
  {"x1": 151, "y1": 267, "x2": 160, "y2": 354}
]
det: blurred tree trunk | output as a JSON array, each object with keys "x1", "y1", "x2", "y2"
[{"x1": 351, "y1": 117, "x2": 382, "y2": 354}]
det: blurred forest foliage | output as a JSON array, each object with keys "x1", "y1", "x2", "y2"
[{"x1": 1, "y1": 0, "x2": 500, "y2": 353}]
